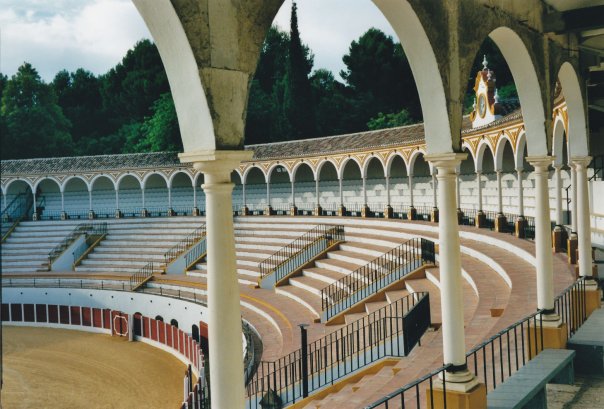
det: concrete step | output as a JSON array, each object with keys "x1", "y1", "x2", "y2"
[{"x1": 288, "y1": 275, "x2": 326, "y2": 297}]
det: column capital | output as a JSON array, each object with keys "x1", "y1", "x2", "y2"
[
  {"x1": 526, "y1": 155, "x2": 553, "y2": 171},
  {"x1": 571, "y1": 156, "x2": 592, "y2": 168},
  {"x1": 179, "y1": 149, "x2": 253, "y2": 182},
  {"x1": 425, "y1": 153, "x2": 467, "y2": 173},
  {"x1": 515, "y1": 168, "x2": 523, "y2": 173}
]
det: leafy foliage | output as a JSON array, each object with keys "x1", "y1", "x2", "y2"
[{"x1": 367, "y1": 109, "x2": 414, "y2": 130}]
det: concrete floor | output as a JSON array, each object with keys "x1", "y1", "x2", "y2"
[{"x1": 548, "y1": 374, "x2": 604, "y2": 409}]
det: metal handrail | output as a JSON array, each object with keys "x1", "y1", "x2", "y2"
[
  {"x1": 47, "y1": 222, "x2": 108, "y2": 267},
  {"x1": 163, "y1": 224, "x2": 207, "y2": 268},
  {"x1": 258, "y1": 224, "x2": 345, "y2": 279},
  {"x1": 321, "y1": 238, "x2": 435, "y2": 317}
]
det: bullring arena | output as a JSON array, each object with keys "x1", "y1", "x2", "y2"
[{"x1": 2, "y1": 1, "x2": 604, "y2": 409}]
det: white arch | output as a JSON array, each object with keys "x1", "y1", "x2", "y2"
[
  {"x1": 90, "y1": 174, "x2": 117, "y2": 191},
  {"x1": 33, "y1": 177, "x2": 61, "y2": 193},
  {"x1": 494, "y1": 133, "x2": 514, "y2": 171},
  {"x1": 62, "y1": 175, "x2": 91, "y2": 192},
  {"x1": 168, "y1": 170, "x2": 194, "y2": 189},
  {"x1": 338, "y1": 156, "x2": 363, "y2": 180},
  {"x1": 316, "y1": 158, "x2": 340, "y2": 180},
  {"x1": 552, "y1": 116, "x2": 568, "y2": 167},
  {"x1": 4, "y1": 178, "x2": 34, "y2": 194},
  {"x1": 515, "y1": 131, "x2": 528, "y2": 170},
  {"x1": 407, "y1": 148, "x2": 427, "y2": 175},
  {"x1": 385, "y1": 152, "x2": 409, "y2": 178},
  {"x1": 558, "y1": 62, "x2": 588, "y2": 158},
  {"x1": 489, "y1": 26, "x2": 547, "y2": 156},
  {"x1": 373, "y1": 0, "x2": 453, "y2": 154},
  {"x1": 461, "y1": 141, "x2": 478, "y2": 171},
  {"x1": 475, "y1": 140, "x2": 495, "y2": 173},
  {"x1": 242, "y1": 165, "x2": 267, "y2": 185},
  {"x1": 291, "y1": 161, "x2": 315, "y2": 182},
  {"x1": 141, "y1": 172, "x2": 169, "y2": 189},
  {"x1": 361, "y1": 155, "x2": 387, "y2": 179},
  {"x1": 117, "y1": 173, "x2": 143, "y2": 190},
  {"x1": 133, "y1": 1, "x2": 215, "y2": 152},
  {"x1": 266, "y1": 163, "x2": 292, "y2": 183}
]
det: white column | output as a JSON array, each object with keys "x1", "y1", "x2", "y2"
[
  {"x1": 266, "y1": 180, "x2": 270, "y2": 207},
  {"x1": 516, "y1": 169, "x2": 524, "y2": 216},
  {"x1": 432, "y1": 172, "x2": 437, "y2": 208},
  {"x1": 61, "y1": 190, "x2": 65, "y2": 212},
  {"x1": 527, "y1": 157, "x2": 555, "y2": 314},
  {"x1": 362, "y1": 176, "x2": 367, "y2": 205},
  {"x1": 476, "y1": 171, "x2": 483, "y2": 211},
  {"x1": 88, "y1": 189, "x2": 92, "y2": 211},
  {"x1": 291, "y1": 179, "x2": 296, "y2": 206},
  {"x1": 142, "y1": 188, "x2": 146, "y2": 208},
  {"x1": 242, "y1": 181, "x2": 246, "y2": 206},
  {"x1": 115, "y1": 189, "x2": 119, "y2": 209},
  {"x1": 339, "y1": 178, "x2": 344, "y2": 205},
  {"x1": 168, "y1": 186, "x2": 172, "y2": 209},
  {"x1": 496, "y1": 171, "x2": 503, "y2": 214},
  {"x1": 315, "y1": 178, "x2": 320, "y2": 207},
  {"x1": 456, "y1": 172, "x2": 461, "y2": 209},
  {"x1": 571, "y1": 164, "x2": 578, "y2": 232},
  {"x1": 192, "y1": 183, "x2": 196, "y2": 209},
  {"x1": 426, "y1": 153, "x2": 474, "y2": 383},
  {"x1": 408, "y1": 174, "x2": 414, "y2": 207},
  {"x1": 180, "y1": 150, "x2": 251, "y2": 409},
  {"x1": 554, "y1": 165, "x2": 563, "y2": 225},
  {"x1": 573, "y1": 156, "x2": 594, "y2": 278},
  {"x1": 385, "y1": 174, "x2": 391, "y2": 206},
  {"x1": 2, "y1": 192, "x2": 6, "y2": 211}
]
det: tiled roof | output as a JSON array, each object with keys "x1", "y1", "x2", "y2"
[
  {"x1": 462, "y1": 109, "x2": 522, "y2": 135},
  {"x1": 1, "y1": 111, "x2": 523, "y2": 176}
]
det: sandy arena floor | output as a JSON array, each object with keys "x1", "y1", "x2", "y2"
[{"x1": 1, "y1": 326, "x2": 187, "y2": 408}]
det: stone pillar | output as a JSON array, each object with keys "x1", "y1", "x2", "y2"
[
  {"x1": 475, "y1": 172, "x2": 485, "y2": 227},
  {"x1": 408, "y1": 173, "x2": 414, "y2": 208},
  {"x1": 431, "y1": 172, "x2": 439, "y2": 222},
  {"x1": 552, "y1": 165, "x2": 564, "y2": 252},
  {"x1": 88, "y1": 189, "x2": 95, "y2": 219},
  {"x1": 494, "y1": 171, "x2": 507, "y2": 232},
  {"x1": 114, "y1": 188, "x2": 122, "y2": 218},
  {"x1": 338, "y1": 178, "x2": 346, "y2": 216},
  {"x1": 362, "y1": 176, "x2": 367, "y2": 206},
  {"x1": 426, "y1": 153, "x2": 483, "y2": 399},
  {"x1": 290, "y1": 179, "x2": 297, "y2": 216},
  {"x1": 385, "y1": 174, "x2": 393, "y2": 218},
  {"x1": 32, "y1": 191, "x2": 38, "y2": 220},
  {"x1": 168, "y1": 185, "x2": 174, "y2": 215},
  {"x1": 527, "y1": 156, "x2": 559, "y2": 322},
  {"x1": 192, "y1": 182, "x2": 199, "y2": 216},
  {"x1": 571, "y1": 164, "x2": 578, "y2": 233},
  {"x1": 514, "y1": 169, "x2": 526, "y2": 238},
  {"x1": 180, "y1": 150, "x2": 251, "y2": 409},
  {"x1": 265, "y1": 179, "x2": 272, "y2": 215},
  {"x1": 314, "y1": 178, "x2": 321, "y2": 216}
]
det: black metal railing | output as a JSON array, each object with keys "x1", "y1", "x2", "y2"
[
  {"x1": 459, "y1": 208, "x2": 477, "y2": 226},
  {"x1": 47, "y1": 222, "x2": 108, "y2": 268},
  {"x1": 1, "y1": 193, "x2": 33, "y2": 242},
  {"x1": 366, "y1": 278, "x2": 588, "y2": 408},
  {"x1": 321, "y1": 238, "x2": 435, "y2": 322},
  {"x1": 246, "y1": 292, "x2": 431, "y2": 408},
  {"x1": 129, "y1": 261, "x2": 156, "y2": 290},
  {"x1": 163, "y1": 224, "x2": 207, "y2": 268},
  {"x1": 589, "y1": 154, "x2": 603, "y2": 181},
  {"x1": 258, "y1": 224, "x2": 345, "y2": 284},
  {"x1": 184, "y1": 239, "x2": 208, "y2": 270}
]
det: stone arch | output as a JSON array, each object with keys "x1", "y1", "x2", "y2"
[
  {"x1": 316, "y1": 158, "x2": 339, "y2": 180},
  {"x1": 116, "y1": 173, "x2": 143, "y2": 190},
  {"x1": 242, "y1": 165, "x2": 268, "y2": 185},
  {"x1": 494, "y1": 134, "x2": 515, "y2": 171},
  {"x1": 5, "y1": 178, "x2": 34, "y2": 195},
  {"x1": 488, "y1": 26, "x2": 547, "y2": 156},
  {"x1": 372, "y1": 0, "x2": 454, "y2": 153},
  {"x1": 557, "y1": 62, "x2": 588, "y2": 158},
  {"x1": 90, "y1": 174, "x2": 117, "y2": 191},
  {"x1": 267, "y1": 163, "x2": 292, "y2": 184},
  {"x1": 476, "y1": 140, "x2": 496, "y2": 173},
  {"x1": 132, "y1": 1, "x2": 215, "y2": 152},
  {"x1": 362, "y1": 155, "x2": 386, "y2": 179},
  {"x1": 461, "y1": 141, "x2": 478, "y2": 170},
  {"x1": 291, "y1": 161, "x2": 315, "y2": 182},
  {"x1": 407, "y1": 149, "x2": 428, "y2": 175},
  {"x1": 142, "y1": 172, "x2": 169, "y2": 189},
  {"x1": 33, "y1": 177, "x2": 61, "y2": 193},
  {"x1": 338, "y1": 157, "x2": 363, "y2": 180},
  {"x1": 61, "y1": 175, "x2": 91, "y2": 192},
  {"x1": 552, "y1": 116, "x2": 568, "y2": 167},
  {"x1": 515, "y1": 131, "x2": 528, "y2": 170},
  {"x1": 385, "y1": 152, "x2": 409, "y2": 178},
  {"x1": 168, "y1": 170, "x2": 194, "y2": 188}
]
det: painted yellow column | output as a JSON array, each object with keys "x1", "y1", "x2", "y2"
[{"x1": 180, "y1": 150, "x2": 252, "y2": 409}]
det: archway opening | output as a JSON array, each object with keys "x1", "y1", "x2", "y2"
[
  {"x1": 63, "y1": 177, "x2": 89, "y2": 218},
  {"x1": 341, "y1": 159, "x2": 362, "y2": 211},
  {"x1": 4, "y1": 180, "x2": 33, "y2": 220},
  {"x1": 118, "y1": 174, "x2": 142, "y2": 217},
  {"x1": 317, "y1": 161, "x2": 339, "y2": 213},
  {"x1": 142, "y1": 174, "x2": 167, "y2": 216},
  {"x1": 170, "y1": 172, "x2": 193, "y2": 215},
  {"x1": 292, "y1": 163, "x2": 314, "y2": 212},
  {"x1": 36, "y1": 179, "x2": 61, "y2": 219},
  {"x1": 268, "y1": 165, "x2": 290, "y2": 211},
  {"x1": 388, "y1": 155, "x2": 408, "y2": 208},
  {"x1": 245, "y1": 167, "x2": 267, "y2": 212},
  {"x1": 90, "y1": 176, "x2": 115, "y2": 218},
  {"x1": 365, "y1": 157, "x2": 386, "y2": 209}
]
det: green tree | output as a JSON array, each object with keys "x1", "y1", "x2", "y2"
[
  {"x1": 367, "y1": 109, "x2": 413, "y2": 130},
  {"x1": 310, "y1": 69, "x2": 358, "y2": 136},
  {"x1": 282, "y1": 1, "x2": 316, "y2": 139},
  {"x1": 1, "y1": 63, "x2": 73, "y2": 159}
]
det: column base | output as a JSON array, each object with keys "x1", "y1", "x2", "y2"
[
  {"x1": 265, "y1": 205, "x2": 273, "y2": 216},
  {"x1": 115, "y1": 210, "x2": 123, "y2": 219},
  {"x1": 141, "y1": 208, "x2": 149, "y2": 218},
  {"x1": 361, "y1": 204, "x2": 371, "y2": 218},
  {"x1": 60, "y1": 211, "x2": 68, "y2": 220},
  {"x1": 32, "y1": 212, "x2": 39, "y2": 221},
  {"x1": 241, "y1": 206, "x2": 249, "y2": 216},
  {"x1": 457, "y1": 209, "x2": 464, "y2": 225},
  {"x1": 429, "y1": 378, "x2": 486, "y2": 409},
  {"x1": 88, "y1": 210, "x2": 96, "y2": 220},
  {"x1": 431, "y1": 208, "x2": 439, "y2": 223},
  {"x1": 552, "y1": 225, "x2": 565, "y2": 252},
  {"x1": 337, "y1": 205, "x2": 346, "y2": 217},
  {"x1": 529, "y1": 318, "x2": 568, "y2": 359},
  {"x1": 167, "y1": 208, "x2": 176, "y2": 217},
  {"x1": 290, "y1": 206, "x2": 298, "y2": 216},
  {"x1": 494, "y1": 213, "x2": 507, "y2": 233},
  {"x1": 568, "y1": 234, "x2": 578, "y2": 264},
  {"x1": 314, "y1": 206, "x2": 323, "y2": 216},
  {"x1": 515, "y1": 216, "x2": 526, "y2": 239},
  {"x1": 192, "y1": 207, "x2": 201, "y2": 216},
  {"x1": 384, "y1": 205, "x2": 393, "y2": 219},
  {"x1": 408, "y1": 206, "x2": 417, "y2": 221},
  {"x1": 475, "y1": 211, "x2": 486, "y2": 228}
]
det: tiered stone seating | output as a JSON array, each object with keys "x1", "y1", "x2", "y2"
[
  {"x1": 1, "y1": 220, "x2": 82, "y2": 272},
  {"x1": 76, "y1": 218, "x2": 202, "y2": 274}
]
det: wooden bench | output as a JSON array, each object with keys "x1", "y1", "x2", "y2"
[{"x1": 487, "y1": 349, "x2": 576, "y2": 409}]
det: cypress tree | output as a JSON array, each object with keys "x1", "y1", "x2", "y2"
[{"x1": 283, "y1": 1, "x2": 316, "y2": 139}]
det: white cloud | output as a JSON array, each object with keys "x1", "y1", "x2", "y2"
[{"x1": 0, "y1": 0, "x2": 150, "y2": 81}]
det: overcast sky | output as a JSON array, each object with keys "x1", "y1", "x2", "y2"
[{"x1": 0, "y1": 0, "x2": 397, "y2": 83}]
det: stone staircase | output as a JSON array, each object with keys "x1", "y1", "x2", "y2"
[
  {"x1": 1, "y1": 220, "x2": 80, "y2": 273},
  {"x1": 76, "y1": 218, "x2": 203, "y2": 274}
]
